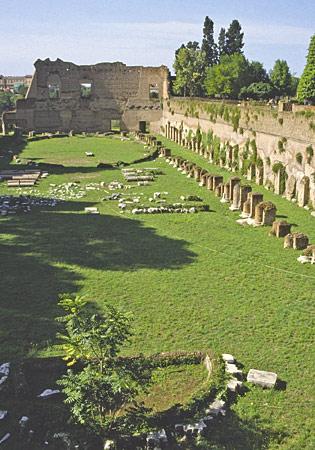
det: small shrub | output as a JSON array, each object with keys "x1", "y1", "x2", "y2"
[
  {"x1": 278, "y1": 117, "x2": 284, "y2": 125},
  {"x1": 296, "y1": 153, "x2": 303, "y2": 165},
  {"x1": 239, "y1": 127, "x2": 244, "y2": 135},
  {"x1": 266, "y1": 157, "x2": 271, "y2": 166},
  {"x1": 272, "y1": 162, "x2": 284, "y2": 174},
  {"x1": 278, "y1": 140, "x2": 285, "y2": 153}
]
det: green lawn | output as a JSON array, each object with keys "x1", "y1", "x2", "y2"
[{"x1": 0, "y1": 134, "x2": 314, "y2": 449}]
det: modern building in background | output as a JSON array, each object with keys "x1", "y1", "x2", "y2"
[{"x1": 0, "y1": 75, "x2": 33, "y2": 91}]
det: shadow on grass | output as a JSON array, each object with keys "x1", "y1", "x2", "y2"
[
  {"x1": 0, "y1": 199, "x2": 196, "y2": 359},
  {"x1": 177, "y1": 411, "x2": 288, "y2": 450}
]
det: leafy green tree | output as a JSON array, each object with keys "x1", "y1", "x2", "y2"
[
  {"x1": 270, "y1": 59, "x2": 292, "y2": 96},
  {"x1": 224, "y1": 20, "x2": 244, "y2": 55},
  {"x1": 239, "y1": 82, "x2": 274, "y2": 100},
  {"x1": 0, "y1": 91, "x2": 15, "y2": 115},
  {"x1": 56, "y1": 295, "x2": 150, "y2": 440},
  {"x1": 248, "y1": 61, "x2": 269, "y2": 84},
  {"x1": 173, "y1": 46, "x2": 207, "y2": 96},
  {"x1": 218, "y1": 28, "x2": 226, "y2": 57},
  {"x1": 297, "y1": 34, "x2": 315, "y2": 103},
  {"x1": 201, "y1": 16, "x2": 218, "y2": 67},
  {"x1": 204, "y1": 53, "x2": 250, "y2": 98}
]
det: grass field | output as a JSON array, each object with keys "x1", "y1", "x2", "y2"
[{"x1": 0, "y1": 134, "x2": 314, "y2": 449}]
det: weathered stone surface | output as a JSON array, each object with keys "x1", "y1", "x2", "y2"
[
  {"x1": 270, "y1": 221, "x2": 292, "y2": 238},
  {"x1": 247, "y1": 369, "x2": 277, "y2": 388},
  {"x1": 7, "y1": 58, "x2": 169, "y2": 133}
]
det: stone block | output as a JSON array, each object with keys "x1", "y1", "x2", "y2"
[
  {"x1": 247, "y1": 369, "x2": 277, "y2": 388},
  {"x1": 270, "y1": 221, "x2": 292, "y2": 238},
  {"x1": 222, "y1": 353, "x2": 235, "y2": 363}
]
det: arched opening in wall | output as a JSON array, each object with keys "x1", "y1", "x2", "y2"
[
  {"x1": 48, "y1": 84, "x2": 60, "y2": 99},
  {"x1": 47, "y1": 73, "x2": 61, "y2": 100},
  {"x1": 110, "y1": 120, "x2": 121, "y2": 132},
  {"x1": 80, "y1": 82, "x2": 92, "y2": 98},
  {"x1": 149, "y1": 84, "x2": 159, "y2": 100}
]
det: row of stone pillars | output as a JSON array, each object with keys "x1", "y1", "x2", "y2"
[{"x1": 161, "y1": 148, "x2": 313, "y2": 255}]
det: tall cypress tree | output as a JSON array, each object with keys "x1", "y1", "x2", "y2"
[
  {"x1": 225, "y1": 20, "x2": 244, "y2": 55},
  {"x1": 218, "y1": 28, "x2": 226, "y2": 57},
  {"x1": 201, "y1": 16, "x2": 218, "y2": 66},
  {"x1": 297, "y1": 34, "x2": 315, "y2": 103}
]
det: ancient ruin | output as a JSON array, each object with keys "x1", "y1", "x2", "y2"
[{"x1": 3, "y1": 58, "x2": 169, "y2": 133}]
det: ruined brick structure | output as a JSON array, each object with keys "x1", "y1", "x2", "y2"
[{"x1": 3, "y1": 58, "x2": 169, "y2": 133}]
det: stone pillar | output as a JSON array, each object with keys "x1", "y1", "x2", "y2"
[
  {"x1": 215, "y1": 183, "x2": 224, "y2": 197},
  {"x1": 274, "y1": 170, "x2": 282, "y2": 195},
  {"x1": 286, "y1": 175, "x2": 296, "y2": 201},
  {"x1": 212, "y1": 176, "x2": 224, "y2": 191},
  {"x1": 247, "y1": 164, "x2": 256, "y2": 181},
  {"x1": 240, "y1": 185, "x2": 252, "y2": 209},
  {"x1": 230, "y1": 183, "x2": 241, "y2": 210},
  {"x1": 223, "y1": 182, "x2": 230, "y2": 201},
  {"x1": 262, "y1": 203, "x2": 277, "y2": 225},
  {"x1": 256, "y1": 166, "x2": 264, "y2": 185},
  {"x1": 293, "y1": 233, "x2": 309, "y2": 250},
  {"x1": 229, "y1": 177, "x2": 241, "y2": 203},
  {"x1": 207, "y1": 175, "x2": 214, "y2": 190},
  {"x1": 270, "y1": 221, "x2": 292, "y2": 238},
  {"x1": 297, "y1": 176, "x2": 310, "y2": 207},
  {"x1": 179, "y1": 129, "x2": 183, "y2": 146},
  {"x1": 249, "y1": 192, "x2": 264, "y2": 218},
  {"x1": 199, "y1": 172, "x2": 209, "y2": 187},
  {"x1": 226, "y1": 146, "x2": 233, "y2": 168},
  {"x1": 194, "y1": 167, "x2": 202, "y2": 181},
  {"x1": 254, "y1": 203, "x2": 264, "y2": 224}
]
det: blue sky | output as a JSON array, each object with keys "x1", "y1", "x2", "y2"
[{"x1": 0, "y1": 0, "x2": 314, "y2": 76}]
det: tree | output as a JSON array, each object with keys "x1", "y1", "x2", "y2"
[
  {"x1": 173, "y1": 46, "x2": 207, "y2": 96},
  {"x1": 224, "y1": 20, "x2": 244, "y2": 55},
  {"x1": 56, "y1": 295, "x2": 150, "y2": 440},
  {"x1": 297, "y1": 34, "x2": 315, "y2": 103},
  {"x1": 239, "y1": 82, "x2": 274, "y2": 100},
  {"x1": 201, "y1": 16, "x2": 218, "y2": 67},
  {"x1": 218, "y1": 28, "x2": 226, "y2": 57},
  {"x1": 204, "y1": 53, "x2": 250, "y2": 98},
  {"x1": 248, "y1": 61, "x2": 269, "y2": 84},
  {"x1": 0, "y1": 91, "x2": 15, "y2": 115},
  {"x1": 270, "y1": 59, "x2": 292, "y2": 97}
]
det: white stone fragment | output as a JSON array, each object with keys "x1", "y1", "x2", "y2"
[
  {"x1": 38, "y1": 389, "x2": 60, "y2": 398},
  {"x1": 0, "y1": 363, "x2": 10, "y2": 377},
  {"x1": 227, "y1": 378, "x2": 243, "y2": 392},
  {"x1": 0, "y1": 433, "x2": 10, "y2": 445},
  {"x1": 206, "y1": 398, "x2": 226, "y2": 416},
  {"x1": 247, "y1": 369, "x2": 277, "y2": 388},
  {"x1": 225, "y1": 363, "x2": 242, "y2": 375},
  {"x1": 19, "y1": 416, "x2": 29, "y2": 427},
  {"x1": 311, "y1": 211, "x2": 315, "y2": 217},
  {"x1": 297, "y1": 255, "x2": 311, "y2": 264},
  {"x1": 222, "y1": 353, "x2": 235, "y2": 363},
  {"x1": 0, "y1": 411, "x2": 7, "y2": 421}
]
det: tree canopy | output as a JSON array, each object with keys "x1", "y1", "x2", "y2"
[
  {"x1": 204, "y1": 53, "x2": 250, "y2": 98},
  {"x1": 173, "y1": 45, "x2": 206, "y2": 96},
  {"x1": 201, "y1": 16, "x2": 218, "y2": 67},
  {"x1": 297, "y1": 34, "x2": 315, "y2": 103},
  {"x1": 270, "y1": 59, "x2": 292, "y2": 97},
  {"x1": 224, "y1": 20, "x2": 244, "y2": 55}
]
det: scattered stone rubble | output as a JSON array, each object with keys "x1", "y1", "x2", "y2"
[
  {"x1": 0, "y1": 353, "x2": 280, "y2": 449},
  {"x1": 0, "y1": 195, "x2": 58, "y2": 216}
]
